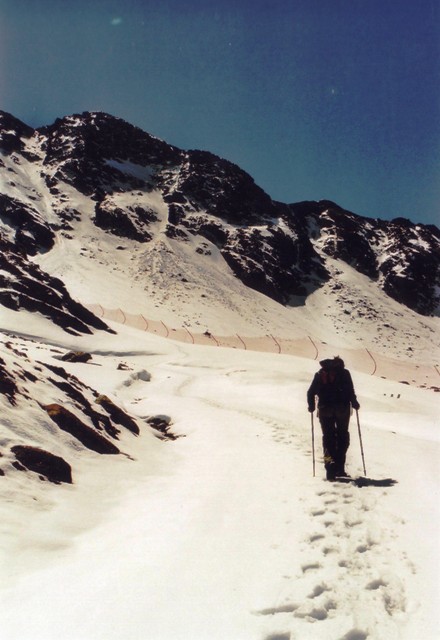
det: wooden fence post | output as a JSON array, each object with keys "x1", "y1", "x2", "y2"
[
  {"x1": 308, "y1": 336, "x2": 319, "y2": 360},
  {"x1": 236, "y1": 334, "x2": 246, "y2": 350},
  {"x1": 365, "y1": 348, "x2": 377, "y2": 375},
  {"x1": 270, "y1": 334, "x2": 281, "y2": 354}
]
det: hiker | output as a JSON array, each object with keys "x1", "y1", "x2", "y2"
[{"x1": 307, "y1": 357, "x2": 360, "y2": 480}]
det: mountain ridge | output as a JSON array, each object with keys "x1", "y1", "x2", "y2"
[{"x1": 0, "y1": 109, "x2": 439, "y2": 347}]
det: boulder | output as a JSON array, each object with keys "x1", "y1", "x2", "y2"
[
  {"x1": 11, "y1": 445, "x2": 72, "y2": 484},
  {"x1": 43, "y1": 403, "x2": 120, "y2": 454},
  {"x1": 61, "y1": 351, "x2": 92, "y2": 363}
]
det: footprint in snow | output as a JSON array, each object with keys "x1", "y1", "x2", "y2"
[
  {"x1": 308, "y1": 533, "x2": 325, "y2": 543},
  {"x1": 259, "y1": 470, "x2": 408, "y2": 640},
  {"x1": 364, "y1": 574, "x2": 406, "y2": 616},
  {"x1": 308, "y1": 583, "x2": 329, "y2": 599},
  {"x1": 256, "y1": 603, "x2": 298, "y2": 616},
  {"x1": 317, "y1": 489, "x2": 338, "y2": 497},
  {"x1": 293, "y1": 597, "x2": 337, "y2": 621},
  {"x1": 322, "y1": 545, "x2": 339, "y2": 555},
  {"x1": 339, "y1": 631, "x2": 368, "y2": 640},
  {"x1": 301, "y1": 562, "x2": 321, "y2": 574},
  {"x1": 344, "y1": 517, "x2": 363, "y2": 528},
  {"x1": 366, "y1": 578, "x2": 387, "y2": 590}
]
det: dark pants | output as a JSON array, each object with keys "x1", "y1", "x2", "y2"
[{"x1": 318, "y1": 404, "x2": 351, "y2": 475}]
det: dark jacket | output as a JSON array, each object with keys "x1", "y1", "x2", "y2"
[{"x1": 307, "y1": 362, "x2": 358, "y2": 410}]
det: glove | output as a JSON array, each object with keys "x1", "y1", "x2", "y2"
[
  {"x1": 352, "y1": 400, "x2": 360, "y2": 411},
  {"x1": 308, "y1": 403, "x2": 315, "y2": 413}
]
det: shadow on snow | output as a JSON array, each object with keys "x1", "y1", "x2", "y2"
[{"x1": 336, "y1": 476, "x2": 398, "y2": 488}]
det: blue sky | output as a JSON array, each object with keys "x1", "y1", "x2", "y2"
[{"x1": 1, "y1": 0, "x2": 439, "y2": 225}]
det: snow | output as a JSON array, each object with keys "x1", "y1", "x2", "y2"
[
  {"x1": 0, "y1": 316, "x2": 438, "y2": 640},
  {"x1": 105, "y1": 159, "x2": 154, "y2": 182},
  {"x1": 31, "y1": 191, "x2": 440, "y2": 364},
  {"x1": 1, "y1": 133, "x2": 439, "y2": 637}
]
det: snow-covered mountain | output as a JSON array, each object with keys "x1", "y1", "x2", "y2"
[
  {"x1": 1, "y1": 110, "x2": 439, "y2": 331},
  {"x1": 0, "y1": 110, "x2": 439, "y2": 639}
]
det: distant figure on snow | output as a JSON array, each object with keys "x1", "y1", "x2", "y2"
[{"x1": 307, "y1": 357, "x2": 360, "y2": 481}]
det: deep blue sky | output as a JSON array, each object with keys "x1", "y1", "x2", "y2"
[{"x1": 1, "y1": 0, "x2": 439, "y2": 225}]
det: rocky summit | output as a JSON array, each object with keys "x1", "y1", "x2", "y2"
[{"x1": 0, "y1": 109, "x2": 439, "y2": 337}]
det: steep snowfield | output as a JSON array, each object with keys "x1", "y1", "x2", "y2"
[
  {"x1": 33, "y1": 196, "x2": 440, "y2": 365},
  {"x1": 0, "y1": 314, "x2": 438, "y2": 640}
]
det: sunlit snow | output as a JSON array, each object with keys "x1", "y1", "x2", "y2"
[{"x1": 0, "y1": 308, "x2": 438, "y2": 639}]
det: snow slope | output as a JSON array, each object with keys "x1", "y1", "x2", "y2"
[
  {"x1": 0, "y1": 317, "x2": 438, "y2": 640},
  {"x1": 1, "y1": 109, "x2": 439, "y2": 640},
  {"x1": 33, "y1": 190, "x2": 440, "y2": 365}
]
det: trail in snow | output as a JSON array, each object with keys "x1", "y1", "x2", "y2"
[
  {"x1": 0, "y1": 322, "x2": 438, "y2": 639},
  {"x1": 174, "y1": 356, "x2": 414, "y2": 640},
  {"x1": 255, "y1": 481, "x2": 409, "y2": 640}
]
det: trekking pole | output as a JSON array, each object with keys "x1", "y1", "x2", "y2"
[
  {"x1": 356, "y1": 410, "x2": 367, "y2": 476},
  {"x1": 311, "y1": 412, "x2": 316, "y2": 477}
]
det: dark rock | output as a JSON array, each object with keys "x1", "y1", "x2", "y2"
[
  {"x1": 12, "y1": 461, "x2": 27, "y2": 472},
  {"x1": 146, "y1": 415, "x2": 178, "y2": 440},
  {"x1": 94, "y1": 199, "x2": 156, "y2": 242},
  {"x1": 172, "y1": 149, "x2": 276, "y2": 224},
  {"x1": 60, "y1": 351, "x2": 92, "y2": 363},
  {"x1": 378, "y1": 220, "x2": 440, "y2": 315},
  {"x1": 290, "y1": 200, "x2": 440, "y2": 314},
  {"x1": 196, "y1": 221, "x2": 228, "y2": 247},
  {"x1": 0, "y1": 357, "x2": 18, "y2": 405},
  {"x1": 0, "y1": 111, "x2": 35, "y2": 155},
  {"x1": 38, "y1": 111, "x2": 181, "y2": 197},
  {"x1": 165, "y1": 224, "x2": 188, "y2": 239},
  {"x1": 41, "y1": 364, "x2": 121, "y2": 439},
  {"x1": 43, "y1": 403, "x2": 120, "y2": 454},
  {"x1": 11, "y1": 445, "x2": 72, "y2": 484},
  {"x1": 0, "y1": 231, "x2": 113, "y2": 335},
  {"x1": 95, "y1": 395, "x2": 140, "y2": 434},
  {"x1": 0, "y1": 194, "x2": 55, "y2": 255}
]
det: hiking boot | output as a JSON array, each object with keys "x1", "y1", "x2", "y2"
[{"x1": 326, "y1": 464, "x2": 337, "y2": 481}]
